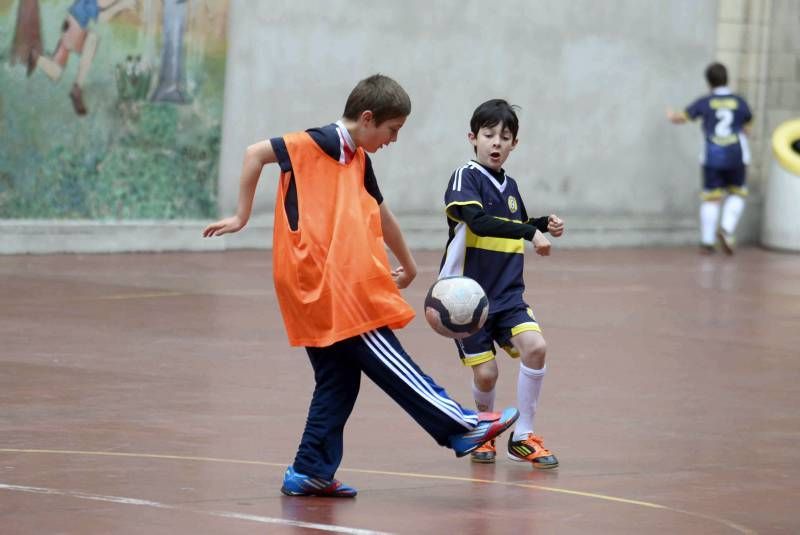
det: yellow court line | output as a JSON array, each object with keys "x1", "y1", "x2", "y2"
[
  {"x1": 5, "y1": 291, "x2": 192, "y2": 307},
  {"x1": 74, "y1": 289, "x2": 275, "y2": 301},
  {"x1": 0, "y1": 448, "x2": 755, "y2": 534},
  {"x1": 346, "y1": 466, "x2": 663, "y2": 508},
  {"x1": 85, "y1": 291, "x2": 190, "y2": 301}
]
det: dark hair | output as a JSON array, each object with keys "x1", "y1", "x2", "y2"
[
  {"x1": 705, "y1": 62, "x2": 728, "y2": 88},
  {"x1": 470, "y1": 99, "x2": 520, "y2": 139},
  {"x1": 342, "y1": 74, "x2": 411, "y2": 125}
]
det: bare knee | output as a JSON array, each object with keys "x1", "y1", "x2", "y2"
[
  {"x1": 520, "y1": 336, "x2": 547, "y2": 369},
  {"x1": 472, "y1": 362, "x2": 498, "y2": 391}
]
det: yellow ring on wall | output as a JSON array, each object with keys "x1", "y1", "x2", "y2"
[{"x1": 772, "y1": 119, "x2": 800, "y2": 175}]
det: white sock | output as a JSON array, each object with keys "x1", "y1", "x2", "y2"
[
  {"x1": 720, "y1": 195, "x2": 745, "y2": 235},
  {"x1": 471, "y1": 381, "x2": 495, "y2": 413},
  {"x1": 513, "y1": 363, "x2": 546, "y2": 440},
  {"x1": 700, "y1": 201, "x2": 721, "y2": 245}
]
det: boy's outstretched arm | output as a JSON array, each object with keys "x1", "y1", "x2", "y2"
[
  {"x1": 203, "y1": 141, "x2": 277, "y2": 237},
  {"x1": 666, "y1": 107, "x2": 688, "y2": 124},
  {"x1": 379, "y1": 202, "x2": 417, "y2": 289}
]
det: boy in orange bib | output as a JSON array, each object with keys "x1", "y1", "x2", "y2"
[{"x1": 204, "y1": 74, "x2": 518, "y2": 497}]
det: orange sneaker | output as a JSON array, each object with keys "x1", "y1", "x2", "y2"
[
  {"x1": 507, "y1": 433, "x2": 558, "y2": 469},
  {"x1": 470, "y1": 439, "x2": 496, "y2": 463}
]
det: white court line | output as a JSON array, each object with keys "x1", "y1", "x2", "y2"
[
  {"x1": 0, "y1": 449, "x2": 756, "y2": 534},
  {"x1": 0, "y1": 483, "x2": 392, "y2": 535}
]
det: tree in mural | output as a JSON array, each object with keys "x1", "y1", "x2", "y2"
[
  {"x1": 151, "y1": 0, "x2": 189, "y2": 103},
  {"x1": 9, "y1": 0, "x2": 43, "y2": 74}
]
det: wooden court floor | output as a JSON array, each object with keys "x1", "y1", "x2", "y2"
[{"x1": 1, "y1": 247, "x2": 798, "y2": 534}]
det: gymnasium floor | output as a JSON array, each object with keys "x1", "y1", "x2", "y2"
[{"x1": 1, "y1": 247, "x2": 798, "y2": 534}]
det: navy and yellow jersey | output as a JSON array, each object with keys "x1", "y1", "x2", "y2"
[
  {"x1": 684, "y1": 88, "x2": 753, "y2": 169},
  {"x1": 440, "y1": 160, "x2": 528, "y2": 313}
]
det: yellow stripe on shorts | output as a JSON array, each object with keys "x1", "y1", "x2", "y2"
[
  {"x1": 701, "y1": 188, "x2": 726, "y2": 201},
  {"x1": 511, "y1": 322, "x2": 541, "y2": 337},
  {"x1": 462, "y1": 351, "x2": 495, "y2": 367}
]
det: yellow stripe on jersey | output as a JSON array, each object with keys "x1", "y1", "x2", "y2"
[
  {"x1": 445, "y1": 201, "x2": 483, "y2": 222},
  {"x1": 710, "y1": 97, "x2": 738, "y2": 110},
  {"x1": 465, "y1": 229, "x2": 524, "y2": 254},
  {"x1": 490, "y1": 215, "x2": 523, "y2": 224}
]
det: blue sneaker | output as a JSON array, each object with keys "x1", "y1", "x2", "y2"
[
  {"x1": 449, "y1": 407, "x2": 519, "y2": 458},
  {"x1": 280, "y1": 466, "x2": 357, "y2": 497}
]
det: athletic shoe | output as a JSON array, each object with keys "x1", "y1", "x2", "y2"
[
  {"x1": 450, "y1": 407, "x2": 519, "y2": 458},
  {"x1": 470, "y1": 439, "x2": 496, "y2": 463},
  {"x1": 717, "y1": 230, "x2": 736, "y2": 255},
  {"x1": 507, "y1": 433, "x2": 559, "y2": 469},
  {"x1": 280, "y1": 466, "x2": 357, "y2": 497}
]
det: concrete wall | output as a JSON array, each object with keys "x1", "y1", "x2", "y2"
[
  {"x1": 12, "y1": 0, "x2": 797, "y2": 253},
  {"x1": 215, "y1": 0, "x2": 717, "y2": 251}
]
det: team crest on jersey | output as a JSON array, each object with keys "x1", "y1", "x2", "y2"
[{"x1": 507, "y1": 195, "x2": 518, "y2": 213}]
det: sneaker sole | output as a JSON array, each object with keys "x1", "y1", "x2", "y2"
[
  {"x1": 506, "y1": 452, "x2": 559, "y2": 469},
  {"x1": 280, "y1": 486, "x2": 357, "y2": 498},
  {"x1": 470, "y1": 456, "x2": 496, "y2": 464},
  {"x1": 281, "y1": 486, "x2": 307, "y2": 496}
]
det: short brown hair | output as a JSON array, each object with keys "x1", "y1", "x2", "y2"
[
  {"x1": 705, "y1": 62, "x2": 728, "y2": 88},
  {"x1": 343, "y1": 74, "x2": 411, "y2": 125}
]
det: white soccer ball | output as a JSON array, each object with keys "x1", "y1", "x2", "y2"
[{"x1": 424, "y1": 276, "x2": 488, "y2": 339}]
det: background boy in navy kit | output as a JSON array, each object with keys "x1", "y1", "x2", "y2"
[
  {"x1": 203, "y1": 75, "x2": 518, "y2": 497},
  {"x1": 440, "y1": 99, "x2": 563, "y2": 468},
  {"x1": 667, "y1": 62, "x2": 753, "y2": 254}
]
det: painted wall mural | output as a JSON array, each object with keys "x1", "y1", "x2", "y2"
[{"x1": 0, "y1": 0, "x2": 227, "y2": 219}]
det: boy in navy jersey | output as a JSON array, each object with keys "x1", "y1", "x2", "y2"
[
  {"x1": 439, "y1": 99, "x2": 564, "y2": 468},
  {"x1": 667, "y1": 62, "x2": 753, "y2": 254}
]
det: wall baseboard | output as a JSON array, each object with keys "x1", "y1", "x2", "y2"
[{"x1": 0, "y1": 199, "x2": 763, "y2": 254}]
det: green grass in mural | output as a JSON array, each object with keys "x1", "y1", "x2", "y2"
[
  {"x1": 0, "y1": 0, "x2": 225, "y2": 220},
  {"x1": 0, "y1": 97, "x2": 220, "y2": 219},
  {"x1": 0, "y1": 96, "x2": 220, "y2": 219}
]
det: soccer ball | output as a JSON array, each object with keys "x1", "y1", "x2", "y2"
[{"x1": 424, "y1": 276, "x2": 489, "y2": 339}]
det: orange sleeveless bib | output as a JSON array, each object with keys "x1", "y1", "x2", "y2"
[{"x1": 272, "y1": 132, "x2": 415, "y2": 347}]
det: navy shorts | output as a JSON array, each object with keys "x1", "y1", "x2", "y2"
[
  {"x1": 455, "y1": 303, "x2": 541, "y2": 367},
  {"x1": 702, "y1": 166, "x2": 747, "y2": 200}
]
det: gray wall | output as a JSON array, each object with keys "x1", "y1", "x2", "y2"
[{"x1": 217, "y1": 0, "x2": 717, "y2": 249}]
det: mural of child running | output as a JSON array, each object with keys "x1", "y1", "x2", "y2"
[{"x1": 33, "y1": 0, "x2": 137, "y2": 115}]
